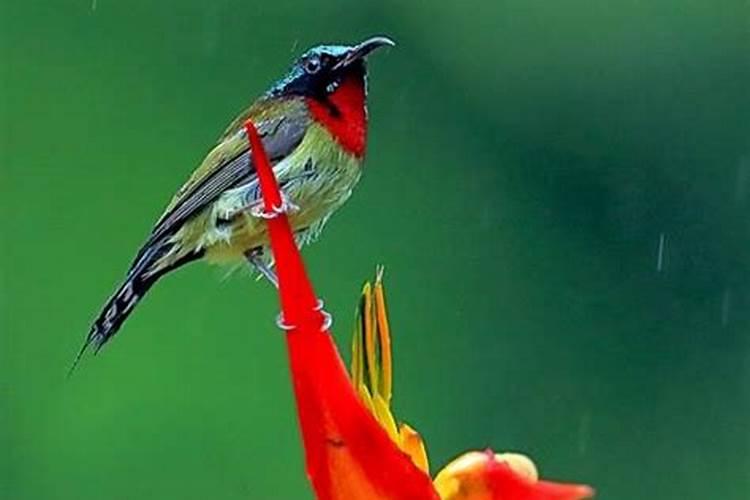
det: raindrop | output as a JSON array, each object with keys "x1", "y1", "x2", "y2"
[{"x1": 656, "y1": 233, "x2": 666, "y2": 272}]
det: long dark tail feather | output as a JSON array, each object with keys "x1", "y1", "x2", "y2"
[{"x1": 69, "y1": 242, "x2": 203, "y2": 376}]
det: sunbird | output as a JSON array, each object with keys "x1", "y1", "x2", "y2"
[{"x1": 76, "y1": 36, "x2": 395, "y2": 365}]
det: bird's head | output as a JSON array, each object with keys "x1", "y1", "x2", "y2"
[
  {"x1": 267, "y1": 36, "x2": 395, "y2": 157},
  {"x1": 268, "y1": 36, "x2": 395, "y2": 101}
]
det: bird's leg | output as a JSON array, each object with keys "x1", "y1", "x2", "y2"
[
  {"x1": 244, "y1": 181, "x2": 300, "y2": 220},
  {"x1": 244, "y1": 166, "x2": 317, "y2": 219},
  {"x1": 245, "y1": 248, "x2": 278, "y2": 288},
  {"x1": 246, "y1": 190, "x2": 299, "y2": 219},
  {"x1": 243, "y1": 168, "x2": 316, "y2": 286}
]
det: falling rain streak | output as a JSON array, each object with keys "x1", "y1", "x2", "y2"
[{"x1": 656, "y1": 233, "x2": 666, "y2": 272}]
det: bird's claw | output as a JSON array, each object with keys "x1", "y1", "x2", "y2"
[{"x1": 248, "y1": 192, "x2": 299, "y2": 220}]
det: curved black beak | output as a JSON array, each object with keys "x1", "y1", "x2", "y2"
[{"x1": 333, "y1": 36, "x2": 396, "y2": 71}]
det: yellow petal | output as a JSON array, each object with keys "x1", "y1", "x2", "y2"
[
  {"x1": 363, "y1": 282, "x2": 379, "y2": 394},
  {"x1": 357, "y1": 384, "x2": 375, "y2": 414},
  {"x1": 399, "y1": 422, "x2": 430, "y2": 474},
  {"x1": 495, "y1": 452, "x2": 538, "y2": 482},
  {"x1": 372, "y1": 393, "x2": 400, "y2": 443},
  {"x1": 351, "y1": 309, "x2": 363, "y2": 389},
  {"x1": 373, "y1": 269, "x2": 392, "y2": 403},
  {"x1": 433, "y1": 451, "x2": 489, "y2": 500}
]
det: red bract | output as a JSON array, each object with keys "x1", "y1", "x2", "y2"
[
  {"x1": 244, "y1": 119, "x2": 593, "y2": 500},
  {"x1": 433, "y1": 451, "x2": 594, "y2": 500},
  {"x1": 244, "y1": 120, "x2": 440, "y2": 500}
]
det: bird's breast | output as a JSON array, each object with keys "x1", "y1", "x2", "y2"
[{"x1": 202, "y1": 122, "x2": 363, "y2": 263}]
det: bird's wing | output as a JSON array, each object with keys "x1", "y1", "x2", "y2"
[{"x1": 146, "y1": 104, "x2": 310, "y2": 247}]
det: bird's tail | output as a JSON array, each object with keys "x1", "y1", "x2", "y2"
[{"x1": 69, "y1": 240, "x2": 202, "y2": 375}]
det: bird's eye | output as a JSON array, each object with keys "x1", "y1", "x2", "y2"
[{"x1": 304, "y1": 55, "x2": 322, "y2": 75}]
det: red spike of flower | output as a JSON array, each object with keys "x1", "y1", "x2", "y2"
[
  {"x1": 481, "y1": 450, "x2": 593, "y2": 500},
  {"x1": 244, "y1": 120, "x2": 440, "y2": 500}
]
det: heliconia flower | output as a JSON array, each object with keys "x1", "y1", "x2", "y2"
[
  {"x1": 244, "y1": 120, "x2": 439, "y2": 500},
  {"x1": 243, "y1": 119, "x2": 594, "y2": 500},
  {"x1": 352, "y1": 271, "x2": 594, "y2": 500},
  {"x1": 432, "y1": 450, "x2": 594, "y2": 500},
  {"x1": 350, "y1": 268, "x2": 430, "y2": 475}
]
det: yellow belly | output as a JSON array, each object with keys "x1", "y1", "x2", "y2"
[{"x1": 198, "y1": 123, "x2": 363, "y2": 264}]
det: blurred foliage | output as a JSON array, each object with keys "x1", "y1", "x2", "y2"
[{"x1": 1, "y1": 1, "x2": 749, "y2": 499}]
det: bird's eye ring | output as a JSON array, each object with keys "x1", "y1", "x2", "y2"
[{"x1": 304, "y1": 56, "x2": 322, "y2": 75}]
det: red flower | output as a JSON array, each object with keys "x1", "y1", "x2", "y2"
[
  {"x1": 244, "y1": 120, "x2": 594, "y2": 500},
  {"x1": 245, "y1": 120, "x2": 437, "y2": 500}
]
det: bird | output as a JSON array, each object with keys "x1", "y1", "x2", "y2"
[{"x1": 73, "y1": 36, "x2": 395, "y2": 368}]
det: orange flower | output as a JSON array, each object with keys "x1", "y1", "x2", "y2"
[
  {"x1": 244, "y1": 119, "x2": 594, "y2": 500},
  {"x1": 245, "y1": 120, "x2": 438, "y2": 500},
  {"x1": 353, "y1": 271, "x2": 594, "y2": 500},
  {"x1": 433, "y1": 450, "x2": 593, "y2": 500}
]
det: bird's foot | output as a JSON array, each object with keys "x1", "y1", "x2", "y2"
[
  {"x1": 245, "y1": 249, "x2": 278, "y2": 288},
  {"x1": 247, "y1": 191, "x2": 299, "y2": 220},
  {"x1": 245, "y1": 248, "x2": 333, "y2": 332}
]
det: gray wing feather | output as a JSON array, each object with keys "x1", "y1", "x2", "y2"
[
  {"x1": 148, "y1": 150, "x2": 252, "y2": 244},
  {"x1": 145, "y1": 115, "x2": 308, "y2": 247}
]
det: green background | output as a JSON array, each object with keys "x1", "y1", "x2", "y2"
[{"x1": 2, "y1": 1, "x2": 749, "y2": 498}]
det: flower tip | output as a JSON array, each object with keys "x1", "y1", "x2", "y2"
[
  {"x1": 375, "y1": 264, "x2": 385, "y2": 283},
  {"x1": 492, "y1": 452, "x2": 538, "y2": 482},
  {"x1": 433, "y1": 450, "x2": 593, "y2": 500},
  {"x1": 398, "y1": 422, "x2": 430, "y2": 474}
]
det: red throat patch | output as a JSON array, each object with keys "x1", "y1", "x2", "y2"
[{"x1": 306, "y1": 75, "x2": 367, "y2": 157}]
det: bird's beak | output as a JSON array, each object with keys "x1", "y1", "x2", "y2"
[{"x1": 333, "y1": 36, "x2": 396, "y2": 71}]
